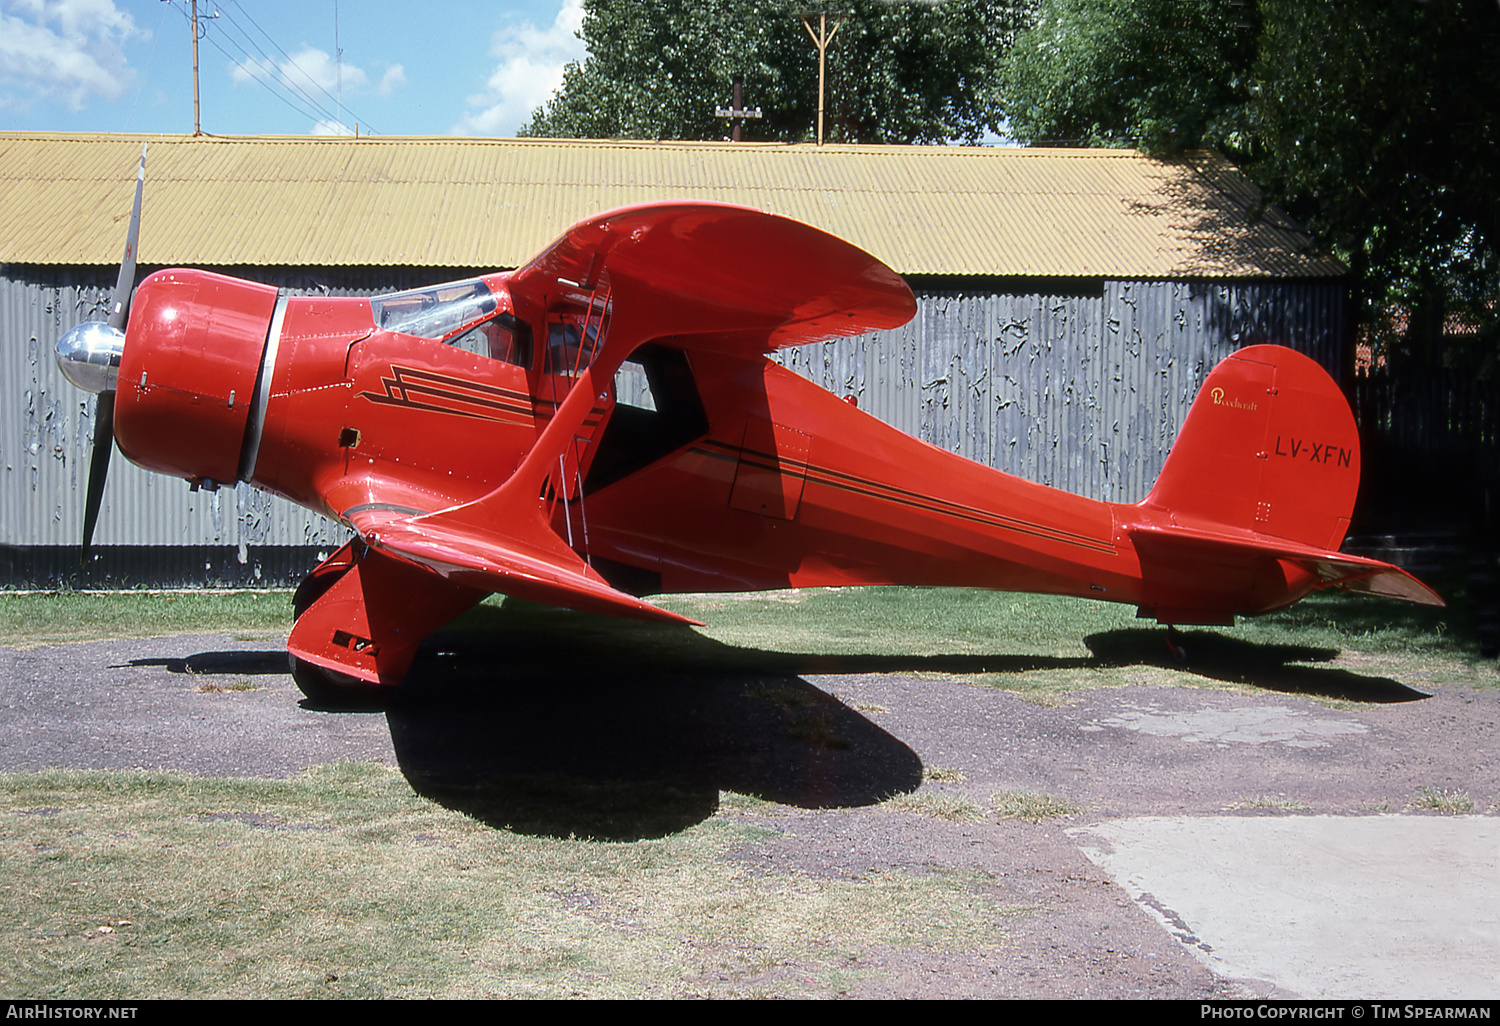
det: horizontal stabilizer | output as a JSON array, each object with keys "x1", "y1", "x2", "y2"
[
  {"x1": 1305, "y1": 559, "x2": 1445, "y2": 605},
  {"x1": 1130, "y1": 521, "x2": 1445, "y2": 615}
]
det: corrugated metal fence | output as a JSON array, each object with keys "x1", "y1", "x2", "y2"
[
  {"x1": 780, "y1": 279, "x2": 1347, "y2": 502},
  {"x1": 1, "y1": 266, "x2": 1348, "y2": 586}
]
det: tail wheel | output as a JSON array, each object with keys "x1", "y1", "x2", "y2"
[
  {"x1": 288, "y1": 552, "x2": 391, "y2": 709},
  {"x1": 1164, "y1": 625, "x2": 1189, "y2": 663}
]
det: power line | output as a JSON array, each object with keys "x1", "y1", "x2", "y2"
[
  {"x1": 125, "y1": 1, "x2": 172, "y2": 130},
  {"x1": 162, "y1": 0, "x2": 326, "y2": 128},
  {"x1": 161, "y1": 0, "x2": 378, "y2": 134},
  {"x1": 214, "y1": 12, "x2": 346, "y2": 126},
  {"x1": 222, "y1": 0, "x2": 375, "y2": 132}
]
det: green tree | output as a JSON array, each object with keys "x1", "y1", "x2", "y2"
[
  {"x1": 523, "y1": 0, "x2": 1028, "y2": 145},
  {"x1": 1252, "y1": 0, "x2": 1500, "y2": 369},
  {"x1": 1000, "y1": 0, "x2": 1258, "y2": 156},
  {"x1": 1001, "y1": 0, "x2": 1500, "y2": 370}
]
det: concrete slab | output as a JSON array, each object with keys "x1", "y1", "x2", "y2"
[
  {"x1": 1070, "y1": 815, "x2": 1500, "y2": 999},
  {"x1": 1080, "y1": 700, "x2": 1371, "y2": 748}
]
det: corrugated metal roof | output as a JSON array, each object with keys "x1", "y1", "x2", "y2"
[{"x1": 0, "y1": 133, "x2": 1344, "y2": 278}]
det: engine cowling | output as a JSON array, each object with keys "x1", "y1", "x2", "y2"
[{"x1": 113, "y1": 269, "x2": 279, "y2": 487}]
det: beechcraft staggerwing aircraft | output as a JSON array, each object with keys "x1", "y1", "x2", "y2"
[{"x1": 54, "y1": 150, "x2": 1442, "y2": 704}]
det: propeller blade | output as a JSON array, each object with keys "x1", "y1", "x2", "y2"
[
  {"x1": 107, "y1": 144, "x2": 146, "y2": 331},
  {"x1": 81, "y1": 145, "x2": 143, "y2": 566},
  {"x1": 81, "y1": 391, "x2": 115, "y2": 564}
]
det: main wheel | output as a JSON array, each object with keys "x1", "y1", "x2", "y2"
[
  {"x1": 288, "y1": 551, "x2": 392, "y2": 709},
  {"x1": 287, "y1": 653, "x2": 392, "y2": 710}
]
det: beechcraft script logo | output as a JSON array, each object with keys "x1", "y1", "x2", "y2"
[{"x1": 1210, "y1": 387, "x2": 1259, "y2": 412}]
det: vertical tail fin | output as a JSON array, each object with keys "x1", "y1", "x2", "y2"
[
  {"x1": 1141, "y1": 344, "x2": 1360, "y2": 551},
  {"x1": 1129, "y1": 345, "x2": 1442, "y2": 621}
]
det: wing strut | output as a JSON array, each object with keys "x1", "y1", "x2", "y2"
[{"x1": 541, "y1": 282, "x2": 613, "y2": 565}]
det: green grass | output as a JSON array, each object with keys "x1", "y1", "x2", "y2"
[
  {"x1": 1226, "y1": 795, "x2": 1312, "y2": 812},
  {"x1": 655, "y1": 588, "x2": 1136, "y2": 659},
  {"x1": 0, "y1": 583, "x2": 1479, "y2": 663},
  {"x1": 1406, "y1": 787, "x2": 1476, "y2": 814},
  {"x1": 0, "y1": 764, "x2": 1020, "y2": 1000},
  {"x1": 0, "y1": 590, "x2": 292, "y2": 647},
  {"x1": 990, "y1": 790, "x2": 1085, "y2": 822},
  {"x1": 4, "y1": 583, "x2": 1496, "y2": 703},
  {"x1": 881, "y1": 791, "x2": 988, "y2": 822},
  {"x1": 1246, "y1": 590, "x2": 1470, "y2": 658},
  {"x1": 194, "y1": 679, "x2": 263, "y2": 694}
]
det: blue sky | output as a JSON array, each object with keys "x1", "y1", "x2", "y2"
[{"x1": 0, "y1": 0, "x2": 586, "y2": 137}]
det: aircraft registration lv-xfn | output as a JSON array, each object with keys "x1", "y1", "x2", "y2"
[{"x1": 55, "y1": 149, "x2": 1442, "y2": 703}]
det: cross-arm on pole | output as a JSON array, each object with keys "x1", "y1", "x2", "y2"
[{"x1": 800, "y1": 12, "x2": 845, "y2": 146}]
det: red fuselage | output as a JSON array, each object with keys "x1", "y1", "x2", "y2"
[{"x1": 111, "y1": 267, "x2": 1331, "y2": 626}]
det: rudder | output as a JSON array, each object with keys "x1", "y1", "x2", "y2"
[{"x1": 1141, "y1": 345, "x2": 1360, "y2": 551}]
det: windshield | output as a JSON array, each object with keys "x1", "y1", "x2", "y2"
[{"x1": 370, "y1": 279, "x2": 496, "y2": 341}]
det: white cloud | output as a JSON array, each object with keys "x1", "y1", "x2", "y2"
[
  {"x1": 231, "y1": 45, "x2": 369, "y2": 97},
  {"x1": 378, "y1": 64, "x2": 406, "y2": 98},
  {"x1": 230, "y1": 44, "x2": 405, "y2": 134},
  {"x1": 0, "y1": 0, "x2": 143, "y2": 112},
  {"x1": 451, "y1": 0, "x2": 586, "y2": 137},
  {"x1": 311, "y1": 118, "x2": 355, "y2": 137}
]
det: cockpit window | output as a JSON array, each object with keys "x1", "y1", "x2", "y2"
[
  {"x1": 447, "y1": 312, "x2": 532, "y2": 368},
  {"x1": 545, "y1": 319, "x2": 600, "y2": 375},
  {"x1": 371, "y1": 279, "x2": 496, "y2": 342}
]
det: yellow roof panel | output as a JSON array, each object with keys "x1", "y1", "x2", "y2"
[{"x1": 0, "y1": 133, "x2": 1343, "y2": 278}]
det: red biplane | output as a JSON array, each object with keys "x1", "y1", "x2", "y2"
[{"x1": 55, "y1": 151, "x2": 1442, "y2": 703}]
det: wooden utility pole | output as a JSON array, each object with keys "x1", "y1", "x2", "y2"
[
  {"x1": 185, "y1": 0, "x2": 218, "y2": 135},
  {"x1": 191, "y1": 0, "x2": 202, "y2": 135},
  {"x1": 714, "y1": 76, "x2": 763, "y2": 142},
  {"x1": 800, "y1": 12, "x2": 844, "y2": 146}
]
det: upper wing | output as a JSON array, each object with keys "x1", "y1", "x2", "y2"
[
  {"x1": 509, "y1": 201, "x2": 916, "y2": 355},
  {"x1": 378, "y1": 202, "x2": 917, "y2": 622}
]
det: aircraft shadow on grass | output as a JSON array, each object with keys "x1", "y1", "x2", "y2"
[
  {"x1": 1081, "y1": 628, "x2": 1431, "y2": 705},
  {"x1": 145, "y1": 607, "x2": 1427, "y2": 841}
]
